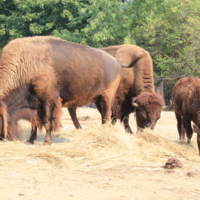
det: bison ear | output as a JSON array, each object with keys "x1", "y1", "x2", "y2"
[{"x1": 131, "y1": 97, "x2": 139, "y2": 108}]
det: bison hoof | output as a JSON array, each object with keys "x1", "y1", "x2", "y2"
[
  {"x1": 43, "y1": 140, "x2": 52, "y2": 145},
  {"x1": 187, "y1": 139, "x2": 191, "y2": 144},
  {"x1": 0, "y1": 136, "x2": 6, "y2": 142},
  {"x1": 26, "y1": 140, "x2": 35, "y2": 145},
  {"x1": 43, "y1": 142, "x2": 52, "y2": 145}
]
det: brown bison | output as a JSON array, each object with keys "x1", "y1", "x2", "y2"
[
  {"x1": 173, "y1": 77, "x2": 200, "y2": 155},
  {"x1": 0, "y1": 36, "x2": 135, "y2": 144},
  {"x1": 101, "y1": 44, "x2": 165, "y2": 133}
]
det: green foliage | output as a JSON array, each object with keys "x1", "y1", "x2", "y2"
[
  {"x1": 124, "y1": 0, "x2": 200, "y2": 80},
  {"x1": 0, "y1": 0, "x2": 200, "y2": 81},
  {"x1": 54, "y1": 0, "x2": 128, "y2": 47}
]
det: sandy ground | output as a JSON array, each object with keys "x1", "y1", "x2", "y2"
[{"x1": 0, "y1": 108, "x2": 200, "y2": 200}]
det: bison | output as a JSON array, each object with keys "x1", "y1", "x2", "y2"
[
  {"x1": 101, "y1": 44, "x2": 165, "y2": 133},
  {"x1": 0, "y1": 36, "x2": 136, "y2": 144},
  {"x1": 173, "y1": 77, "x2": 200, "y2": 155}
]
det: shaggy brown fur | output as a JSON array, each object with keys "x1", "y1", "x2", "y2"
[
  {"x1": 0, "y1": 36, "x2": 132, "y2": 144},
  {"x1": 173, "y1": 77, "x2": 200, "y2": 155},
  {"x1": 0, "y1": 37, "x2": 62, "y2": 144},
  {"x1": 100, "y1": 44, "x2": 165, "y2": 133},
  {"x1": 0, "y1": 85, "x2": 43, "y2": 140}
]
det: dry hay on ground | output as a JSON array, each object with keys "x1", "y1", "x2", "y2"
[{"x1": 0, "y1": 109, "x2": 199, "y2": 171}]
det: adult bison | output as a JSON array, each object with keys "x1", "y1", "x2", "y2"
[
  {"x1": 173, "y1": 77, "x2": 200, "y2": 155},
  {"x1": 100, "y1": 44, "x2": 165, "y2": 133},
  {"x1": 0, "y1": 36, "x2": 134, "y2": 144}
]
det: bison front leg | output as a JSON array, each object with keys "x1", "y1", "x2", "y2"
[
  {"x1": 95, "y1": 95, "x2": 107, "y2": 124},
  {"x1": 95, "y1": 94, "x2": 113, "y2": 124},
  {"x1": 111, "y1": 114, "x2": 117, "y2": 125},
  {"x1": 95, "y1": 77, "x2": 120, "y2": 125},
  {"x1": 121, "y1": 115, "x2": 133, "y2": 134},
  {"x1": 38, "y1": 96, "x2": 62, "y2": 145},
  {"x1": 26, "y1": 124, "x2": 37, "y2": 144},
  {"x1": 197, "y1": 133, "x2": 200, "y2": 156},
  {"x1": 99, "y1": 90, "x2": 118, "y2": 124},
  {"x1": 183, "y1": 118, "x2": 193, "y2": 143}
]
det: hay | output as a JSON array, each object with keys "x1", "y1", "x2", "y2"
[{"x1": 0, "y1": 118, "x2": 199, "y2": 171}]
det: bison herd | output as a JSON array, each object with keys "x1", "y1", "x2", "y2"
[{"x1": 0, "y1": 36, "x2": 199, "y2": 155}]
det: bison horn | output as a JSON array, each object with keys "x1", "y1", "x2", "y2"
[
  {"x1": 132, "y1": 102, "x2": 139, "y2": 108},
  {"x1": 162, "y1": 100, "x2": 173, "y2": 110},
  {"x1": 132, "y1": 97, "x2": 139, "y2": 108},
  {"x1": 162, "y1": 105, "x2": 168, "y2": 109}
]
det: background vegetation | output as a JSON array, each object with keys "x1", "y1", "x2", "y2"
[{"x1": 0, "y1": 0, "x2": 200, "y2": 87}]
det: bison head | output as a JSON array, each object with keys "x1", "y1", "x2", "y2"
[{"x1": 132, "y1": 92, "x2": 165, "y2": 130}]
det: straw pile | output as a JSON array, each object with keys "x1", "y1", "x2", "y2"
[{"x1": 0, "y1": 117, "x2": 199, "y2": 171}]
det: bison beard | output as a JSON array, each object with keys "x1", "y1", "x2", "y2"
[
  {"x1": 173, "y1": 77, "x2": 200, "y2": 155},
  {"x1": 0, "y1": 36, "x2": 139, "y2": 144}
]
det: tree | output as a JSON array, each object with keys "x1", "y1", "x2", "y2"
[
  {"x1": 0, "y1": 0, "x2": 128, "y2": 51},
  {"x1": 54, "y1": 0, "x2": 128, "y2": 47},
  {"x1": 0, "y1": 0, "x2": 89, "y2": 50},
  {"x1": 123, "y1": 0, "x2": 200, "y2": 80}
]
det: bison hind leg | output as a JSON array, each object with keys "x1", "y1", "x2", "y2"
[
  {"x1": 175, "y1": 112, "x2": 185, "y2": 141},
  {"x1": 68, "y1": 107, "x2": 81, "y2": 129},
  {"x1": 183, "y1": 118, "x2": 193, "y2": 143}
]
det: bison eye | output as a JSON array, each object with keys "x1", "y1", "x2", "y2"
[{"x1": 139, "y1": 112, "x2": 146, "y2": 120}]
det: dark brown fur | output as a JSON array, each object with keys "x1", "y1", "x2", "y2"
[
  {"x1": 100, "y1": 44, "x2": 165, "y2": 133},
  {"x1": 173, "y1": 77, "x2": 200, "y2": 155},
  {"x1": 0, "y1": 36, "x2": 125, "y2": 144},
  {"x1": 0, "y1": 86, "x2": 43, "y2": 140}
]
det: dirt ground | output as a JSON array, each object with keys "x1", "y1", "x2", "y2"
[{"x1": 0, "y1": 108, "x2": 200, "y2": 200}]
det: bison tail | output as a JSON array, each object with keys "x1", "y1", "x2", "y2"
[
  {"x1": 0, "y1": 100, "x2": 8, "y2": 139},
  {"x1": 121, "y1": 54, "x2": 147, "y2": 68}
]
